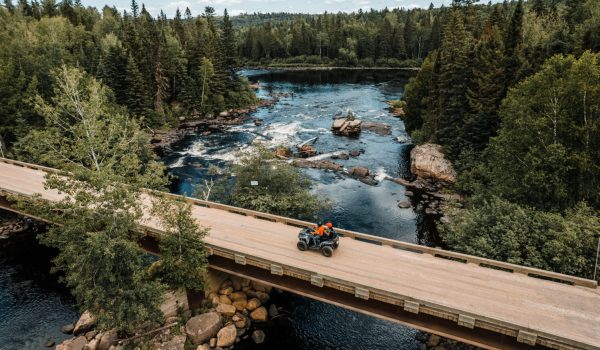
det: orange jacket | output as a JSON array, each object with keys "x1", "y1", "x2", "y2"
[{"x1": 313, "y1": 225, "x2": 330, "y2": 236}]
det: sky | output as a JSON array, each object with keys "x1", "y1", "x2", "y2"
[{"x1": 83, "y1": 0, "x2": 500, "y2": 17}]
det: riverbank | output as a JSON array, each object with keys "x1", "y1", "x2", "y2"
[{"x1": 54, "y1": 276, "x2": 282, "y2": 350}]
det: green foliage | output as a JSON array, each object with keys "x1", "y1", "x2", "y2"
[
  {"x1": 238, "y1": 8, "x2": 438, "y2": 67},
  {"x1": 0, "y1": 2, "x2": 256, "y2": 146},
  {"x1": 221, "y1": 146, "x2": 330, "y2": 220},
  {"x1": 441, "y1": 196, "x2": 600, "y2": 280},
  {"x1": 152, "y1": 198, "x2": 209, "y2": 292},
  {"x1": 487, "y1": 51, "x2": 600, "y2": 211},
  {"x1": 14, "y1": 66, "x2": 168, "y2": 332}
]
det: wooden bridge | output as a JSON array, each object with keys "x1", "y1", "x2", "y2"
[{"x1": 0, "y1": 157, "x2": 599, "y2": 350}]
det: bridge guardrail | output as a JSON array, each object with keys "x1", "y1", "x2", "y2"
[
  {"x1": 0, "y1": 156, "x2": 597, "y2": 290},
  {"x1": 141, "y1": 223, "x2": 593, "y2": 350}
]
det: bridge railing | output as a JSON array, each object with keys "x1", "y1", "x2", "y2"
[{"x1": 0, "y1": 156, "x2": 597, "y2": 289}]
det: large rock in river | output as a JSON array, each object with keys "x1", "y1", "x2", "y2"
[
  {"x1": 332, "y1": 118, "x2": 362, "y2": 137},
  {"x1": 185, "y1": 312, "x2": 222, "y2": 345},
  {"x1": 410, "y1": 144, "x2": 456, "y2": 183}
]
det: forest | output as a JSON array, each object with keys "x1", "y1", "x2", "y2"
[
  {"x1": 0, "y1": 1, "x2": 255, "y2": 152},
  {"x1": 401, "y1": 0, "x2": 600, "y2": 280}
]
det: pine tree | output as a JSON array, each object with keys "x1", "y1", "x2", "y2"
[
  {"x1": 503, "y1": 0, "x2": 523, "y2": 89},
  {"x1": 221, "y1": 9, "x2": 237, "y2": 71},
  {"x1": 463, "y1": 24, "x2": 505, "y2": 151},
  {"x1": 124, "y1": 54, "x2": 152, "y2": 119},
  {"x1": 404, "y1": 13, "x2": 417, "y2": 58},
  {"x1": 532, "y1": 0, "x2": 546, "y2": 16},
  {"x1": 435, "y1": 8, "x2": 473, "y2": 157}
]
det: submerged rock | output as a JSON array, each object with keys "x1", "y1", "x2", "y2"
[
  {"x1": 252, "y1": 330, "x2": 266, "y2": 344},
  {"x1": 362, "y1": 121, "x2": 392, "y2": 136}
]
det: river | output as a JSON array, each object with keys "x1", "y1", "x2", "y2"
[
  {"x1": 166, "y1": 69, "x2": 423, "y2": 349},
  {"x1": 0, "y1": 69, "x2": 425, "y2": 349}
]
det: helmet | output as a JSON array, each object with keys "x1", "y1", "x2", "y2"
[{"x1": 326, "y1": 222, "x2": 333, "y2": 228}]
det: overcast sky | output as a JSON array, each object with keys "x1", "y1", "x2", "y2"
[{"x1": 83, "y1": 0, "x2": 501, "y2": 17}]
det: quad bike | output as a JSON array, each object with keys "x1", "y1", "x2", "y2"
[{"x1": 297, "y1": 227, "x2": 340, "y2": 257}]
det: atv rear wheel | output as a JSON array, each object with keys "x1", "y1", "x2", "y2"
[
  {"x1": 332, "y1": 242, "x2": 339, "y2": 249},
  {"x1": 297, "y1": 241, "x2": 308, "y2": 251},
  {"x1": 321, "y1": 246, "x2": 333, "y2": 257}
]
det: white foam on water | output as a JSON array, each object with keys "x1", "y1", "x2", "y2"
[
  {"x1": 169, "y1": 156, "x2": 186, "y2": 168},
  {"x1": 374, "y1": 167, "x2": 390, "y2": 182},
  {"x1": 180, "y1": 139, "x2": 208, "y2": 157},
  {"x1": 305, "y1": 151, "x2": 347, "y2": 161},
  {"x1": 203, "y1": 144, "x2": 254, "y2": 164},
  {"x1": 263, "y1": 121, "x2": 318, "y2": 147}
]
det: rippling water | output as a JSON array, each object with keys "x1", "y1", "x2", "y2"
[
  {"x1": 0, "y1": 226, "x2": 77, "y2": 350},
  {"x1": 166, "y1": 69, "x2": 423, "y2": 349}
]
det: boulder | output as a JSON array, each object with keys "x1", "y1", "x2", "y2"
[
  {"x1": 97, "y1": 329, "x2": 118, "y2": 350},
  {"x1": 45, "y1": 340, "x2": 55, "y2": 348},
  {"x1": 362, "y1": 121, "x2": 392, "y2": 136},
  {"x1": 348, "y1": 167, "x2": 370, "y2": 178},
  {"x1": 211, "y1": 296, "x2": 220, "y2": 307},
  {"x1": 218, "y1": 111, "x2": 229, "y2": 118},
  {"x1": 254, "y1": 291, "x2": 270, "y2": 304},
  {"x1": 219, "y1": 286, "x2": 234, "y2": 295},
  {"x1": 397, "y1": 201, "x2": 411, "y2": 209},
  {"x1": 209, "y1": 338, "x2": 217, "y2": 347},
  {"x1": 296, "y1": 159, "x2": 343, "y2": 172},
  {"x1": 297, "y1": 144, "x2": 317, "y2": 158},
  {"x1": 83, "y1": 339, "x2": 98, "y2": 350},
  {"x1": 268, "y1": 304, "x2": 279, "y2": 318},
  {"x1": 252, "y1": 330, "x2": 266, "y2": 344},
  {"x1": 220, "y1": 280, "x2": 233, "y2": 289},
  {"x1": 216, "y1": 325, "x2": 237, "y2": 348},
  {"x1": 428, "y1": 334, "x2": 441, "y2": 347},
  {"x1": 332, "y1": 118, "x2": 362, "y2": 137},
  {"x1": 249, "y1": 307, "x2": 268, "y2": 322},
  {"x1": 74, "y1": 311, "x2": 96, "y2": 335},
  {"x1": 196, "y1": 345, "x2": 210, "y2": 350},
  {"x1": 56, "y1": 336, "x2": 87, "y2": 350},
  {"x1": 62, "y1": 323, "x2": 75, "y2": 334},
  {"x1": 219, "y1": 295, "x2": 232, "y2": 305},
  {"x1": 216, "y1": 303, "x2": 237, "y2": 317},
  {"x1": 233, "y1": 300, "x2": 247, "y2": 311},
  {"x1": 229, "y1": 292, "x2": 247, "y2": 302},
  {"x1": 233, "y1": 314, "x2": 247, "y2": 329},
  {"x1": 349, "y1": 150, "x2": 361, "y2": 158},
  {"x1": 185, "y1": 312, "x2": 223, "y2": 345},
  {"x1": 410, "y1": 144, "x2": 456, "y2": 183},
  {"x1": 275, "y1": 147, "x2": 292, "y2": 159},
  {"x1": 246, "y1": 298, "x2": 261, "y2": 311},
  {"x1": 331, "y1": 152, "x2": 349, "y2": 160}
]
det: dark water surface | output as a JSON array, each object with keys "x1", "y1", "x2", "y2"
[
  {"x1": 166, "y1": 69, "x2": 423, "y2": 349},
  {"x1": 0, "y1": 223, "x2": 78, "y2": 350}
]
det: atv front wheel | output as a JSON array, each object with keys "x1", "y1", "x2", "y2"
[
  {"x1": 297, "y1": 241, "x2": 308, "y2": 251},
  {"x1": 321, "y1": 246, "x2": 333, "y2": 257}
]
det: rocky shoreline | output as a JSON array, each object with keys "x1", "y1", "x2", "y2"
[
  {"x1": 53, "y1": 276, "x2": 281, "y2": 350},
  {"x1": 0, "y1": 213, "x2": 31, "y2": 238},
  {"x1": 150, "y1": 96, "x2": 281, "y2": 156}
]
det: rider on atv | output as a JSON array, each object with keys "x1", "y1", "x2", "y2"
[{"x1": 312, "y1": 222, "x2": 333, "y2": 244}]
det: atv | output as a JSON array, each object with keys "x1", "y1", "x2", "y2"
[{"x1": 297, "y1": 227, "x2": 340, "y2": 257}]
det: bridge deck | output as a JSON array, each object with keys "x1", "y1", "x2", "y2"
[{"x1": 1, "y1": 160, "x2": 600, "y2": 349}]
